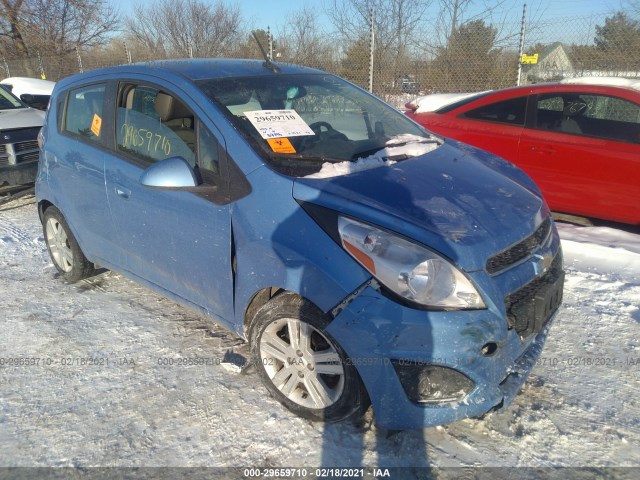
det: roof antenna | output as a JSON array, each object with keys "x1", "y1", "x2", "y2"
[{"x1": 252, "y1": 30, "x2": 280, "y2": 73}]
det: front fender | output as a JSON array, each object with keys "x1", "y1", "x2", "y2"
[{"x1": 231, "y1": 166, "x2": 370, "y2": 335}]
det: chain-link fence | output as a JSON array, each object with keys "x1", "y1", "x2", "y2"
[{"x1": 3, "y1": 11, "x2": 640, "y2": 108}]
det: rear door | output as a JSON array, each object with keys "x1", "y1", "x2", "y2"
[
  {"x1": 519, "y1": 90, "x2": 640, "y2": 223},
  {"x1": 49, "y1": 82, "x2": 119, "y2": 262},
  {"x1": 104, "y1": 80, "x2": 235, "y2": 321}
]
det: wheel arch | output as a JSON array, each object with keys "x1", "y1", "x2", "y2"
[
  {"x1": 243, "y1": 287, "x2": 318, "y2": 339},
  {"x1": 38, "y1": 199, "x2": 55, "y2": 222}
]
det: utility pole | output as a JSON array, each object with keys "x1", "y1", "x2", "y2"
[
  {"x1": 123, "y1": 41, "x2": 132, "y2": 64},
  {"x1": 2, "y1": 55, "x2": 10, "y2": 78},
  {"x1": 76, "y1": 46, "x2": 84, "y2": 73},
  {"x1": 37, "y1": 51, "x2": 46, "y2": 79},
  {"x1": 516, "y1": 3, "x2": 527, "y2": 86},
  {"x1": 450, "y1": 0, "x2": 459, "y2": 40},
  {"x1": 368, "y1": 9, "x2": 375, "y2": 93}
]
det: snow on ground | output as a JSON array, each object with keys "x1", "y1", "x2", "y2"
[{"x1": 0, "y1": 195, "x2": 639, "y2": 472}]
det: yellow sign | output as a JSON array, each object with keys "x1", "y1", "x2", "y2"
[
  {"x1": 521, "y1": 53, "x2": 539, "y2": 65},
  {"x1": 91, "y1": 113, "x2": 102, "y2": 137},
  {"x1": 267, "y1": 137, "x2": 296, "y2": 154}
]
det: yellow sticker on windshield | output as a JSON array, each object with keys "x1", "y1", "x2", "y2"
[
  {"x1": 267, "y1": 137, "x2": 296, "y2": 154},
  {"x1": 91, "y1": 113, "x2": 102, "y2": 137}
]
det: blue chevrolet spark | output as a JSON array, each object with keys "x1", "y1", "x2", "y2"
[{"x1": 36, "y1": 59, "x2": 563, "y2": 429}]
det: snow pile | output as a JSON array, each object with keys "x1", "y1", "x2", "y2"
[
  {"x1": 305, "y1": 134, "x2": 440, "y2": 179},
  {"x1": 557, "y1": 223, "x2": 640, "y2": 275}
]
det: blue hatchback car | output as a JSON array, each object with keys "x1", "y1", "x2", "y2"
[{"x1": 36, "y1": 59, "x2": 563, "y2": 429}]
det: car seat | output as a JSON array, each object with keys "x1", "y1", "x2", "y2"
[
  {"x1": 556, "y1": 98, "x2": 587, "y2": 134},
  {"x1": 154, "y1": 93, "x2": 196, "y2": 151}
]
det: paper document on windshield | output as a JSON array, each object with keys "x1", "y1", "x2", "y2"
[{"x1": 245, "y1": 110, "x2": 315, "y2": 139}]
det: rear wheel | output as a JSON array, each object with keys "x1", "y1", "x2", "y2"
[
  {"x1": 250, "y1": 292, "x2": 369, "y2": 423},
  {"x1": 43, "y1": 206, "x2": 94, "y2": 282}
]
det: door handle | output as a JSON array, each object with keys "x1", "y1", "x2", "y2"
[
  {"x1": 529, "y1": 145, "x2": 555, "y2": 155},
  {"x1": 115, "y1": 186, "x2": 131, "y2": 199}
]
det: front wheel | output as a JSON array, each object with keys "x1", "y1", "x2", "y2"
[
  {"x1": 250, "y1": 292, "x2": 369, "y2": 423},
  {"x1": 43, "y1": 206, "x2": 94, "y2": 282}
]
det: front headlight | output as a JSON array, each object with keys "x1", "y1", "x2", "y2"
[{"x1": 338, "y1": 217, "x2": 485, "y2": 309}]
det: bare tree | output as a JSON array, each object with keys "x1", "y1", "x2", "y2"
[
  {"x1": 326, "y1": 0, "x2": 431, "y2": 55},
  {"x1": 429, "y1": 0, "x2": 515, "y2": 53},
  {"x1": 326, "y1": 0, "x2": 432, "y2": 89},
  {"x1": 0, "y1": 0, "x2": 119, "y2": 57},
  {"x1": 125, "y1": 0, "x2": 242, "y2": 59},
  {"x1": 0, "y1": 0, "x2": 31, "y2": 59},
  {"x1": 276, "y1": 6, "x2": 334, "y2": 68}
]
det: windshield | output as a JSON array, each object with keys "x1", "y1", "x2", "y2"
[
  {"x1": 197, "y1": 74, "x2": 438, "y2": 176},
  {"x1": 0, "y1": 86, "x2": 25, "y2": 110}
]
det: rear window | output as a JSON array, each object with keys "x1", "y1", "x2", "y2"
[
  {"x1": 435, "y1": 92, "x2": 492, "y2": 113},
  {"x1": 461, "y1": 97, "x2": 527, "y2": 126}
]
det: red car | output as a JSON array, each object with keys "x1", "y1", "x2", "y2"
[{"x1": 405, "y1": 79, "x2": 640, "y2": 225}]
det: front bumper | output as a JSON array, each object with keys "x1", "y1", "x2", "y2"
[
  {"x1": 0, "y1": 160, "x2": 38, "y2": 186},
  {"x1": 327, "y1": 286, "x2": 558, "y2": 430}
]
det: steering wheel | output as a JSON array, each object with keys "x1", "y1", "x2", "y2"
[
  {"x1": 309, "y1": 121, "x2": 333, "y2": 134},
  {"x1": 309, "y1": 121, "x2": 348, "y2": 141},
  {"x1": 292, "y1": 121, "x2": 349, "y2": 152}
]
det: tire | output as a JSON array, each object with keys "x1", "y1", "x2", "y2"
[
  {"x1": 250, "y1": 292, "x2": 370, "y2": 423},
  {"x1": 42, "y1": 206, "x2": 94, "y2": 282}
]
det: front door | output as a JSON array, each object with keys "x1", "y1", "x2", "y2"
[{"x1": 104, "y1": 81, "x2": 234, "y2": 321}]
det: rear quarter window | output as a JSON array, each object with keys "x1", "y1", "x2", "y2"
[{"x1": 461, "y1": 97, "x2": 527, "y2": 126}]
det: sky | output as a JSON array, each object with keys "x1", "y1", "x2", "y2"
[{"x1": 111, "y1": 0, "x2": 626, "y2": 33}]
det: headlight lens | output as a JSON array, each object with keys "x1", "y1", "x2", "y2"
[{"x1": 338, "y1": 217, "x2": 485, "y2": 309}]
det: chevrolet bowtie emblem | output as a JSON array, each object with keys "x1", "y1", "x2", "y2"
[{"x1": 533, "y1": 253, "x2": 553, "y2": 275}]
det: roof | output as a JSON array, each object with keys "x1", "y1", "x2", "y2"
[
  {"x1": 0, "y1": 77, "x2": 55, "y2": 96},
  {"x1": 63, "y1": 59, "x2": 326, "y2": 86},
  {"x1": 560, "y1": 76, "x2": 640, "y2": 91},
  {"x1": 143, "y1": 59, "x2": 325, "y2": 80}
]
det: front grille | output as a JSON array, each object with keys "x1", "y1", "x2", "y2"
[
  {"x1": 14, "y1": 140, "x2": 38, "y2": 152},
  {"x1": 16, "y1": 151, "x2": 39, "y2": 163},
  {"x1": 0, "y1": 128, "x2": 40, "y2": 169},
  {"x1": 486, "y1": 216, "x2": 552, "y2": 275},
  {"x1": 504, "y1": 252, "x2": 564, "y2": 338}
]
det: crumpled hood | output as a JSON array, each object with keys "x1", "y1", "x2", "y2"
[
  {"x1": 0, "y1": 107, "x2": 45, "y2": 131},
  {"x1": 293, "y1": 139, "x2": 547, "y2": 272}
]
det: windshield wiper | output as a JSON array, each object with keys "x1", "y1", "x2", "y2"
[
  {"x1": 351, "y1": 135, "x2": 441, "y2": 161},
  {"x1": 267, "y1": 152, "x2": 346, "y2": 165}
]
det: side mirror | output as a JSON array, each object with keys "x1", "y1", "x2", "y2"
[
  {"x1": 20, "y1": 93, "x2": 50, "y2": 110},
  {"x1": 140, "y1": 156, "x2": 198, "y2": 188}
]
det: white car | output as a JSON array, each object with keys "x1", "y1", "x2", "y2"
[
  {"x1": 0, "y1": 86, "x2": 44, "y2": 185},
  {"x1": 1, "y1": 77, "x2": 55, "y2": 110},
  {"x1": 404, "y1": 91, "x2": 492, "y2": 113}
]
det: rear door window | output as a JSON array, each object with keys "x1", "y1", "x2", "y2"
[{"x1": 63, "y1": 84, "x2": 106, "y2": 142}]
